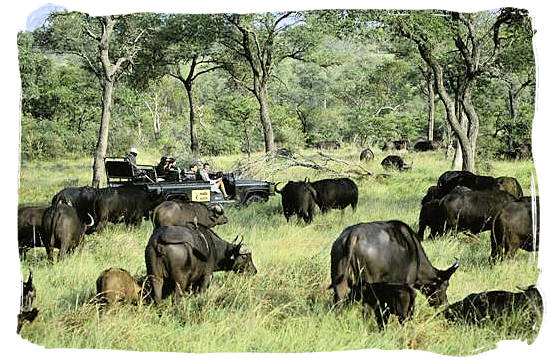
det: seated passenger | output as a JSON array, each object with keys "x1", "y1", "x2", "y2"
[
  {"x1": 181, "y1": 163, "x2": 201, "y2": 181},
  {"x1": 201, "y1": 162, "x2": 228, "y2": 199}
]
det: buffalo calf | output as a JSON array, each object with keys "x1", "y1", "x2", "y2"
[
  {"x1": 443, "y1": 285, "x2": 542, "y2": 326},
  {"x1": 96, "y1": 268, "x2": 147, "y2": 305}
]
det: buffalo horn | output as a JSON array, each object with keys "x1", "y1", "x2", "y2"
[
  {"x1": 274, "y1": 182, "x2": 284, "y2": 193},
  {"x1": 86, "y1": 213, "x2": 95, "y2": 228},
  {"x1": 441, "y1": 257, "x2": 460, "y2": 280}
]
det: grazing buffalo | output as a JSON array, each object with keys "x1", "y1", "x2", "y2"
[
  {"x1": 417, "y1": 200, "x2": 445, "y2": 241},
  {"x1": 96, "y1": 268, "x2": 147, "y2": 305},
  {"x1": 359, "y1": 148, "x2": 374, "y2": 162},
  {"x1": 52, "y1": 186, "x2": 99, "y2": 232},
  {"x1": 443, "y1": 285, "x2": 543, "y2": 326},
  {"x1": 413, "y1": 140, "x2": 435, "y2": 152},
  {"x1": 421, "y1": 186, "x2": 440, "y2": 205},
  {"x1": 441, "y1": 189, "x2": 516, "y2": 235},
  {"x1": 310, "y1": 178, "x2": 358, "y2": 213},
  {"x1": 330, "y1": 220, "x2": 459, "y2": 328},
  {"x1": 153, "y1": 200, "x2": 227, "y2": 228},
  {"x1": 41, "y1": 204, "x2": 94, "y2": 261},
  {"x1": 315, "y1": 140, "x2": 341, "y2": 150},
  {"x1": 94, "y1": 187, "x2": 162, "y2": 230},
  {"x1": 145, "y1": 225, "x2": 257, "y2": 305},
  {"x1": 495, "y1": 176, "x2": 524, "y2": 199},
  {"x1": 490, "y1": 197, "x2": 539, "y2": 260},
  {"x1": 436, "y1": 171, "x2": 498, "y2": 198},
  {"x1": 17, "y1": 271, "x2": 38, "y2": 333},
  {"x1": 381, "y1": 141, "x2": 395, "y2": 151},
  {"x1": 393, "y1": 140, "x2": 408, "y2": 151},
  {"x1": 274, "y1": 179, "x2": 317, "y2": 224},
  {"x1": 381, "y1": 155, "x2": 411, "y2": 171},
  {"x1": 18, "y1": 206, "x2": 48, "y2": 254}
]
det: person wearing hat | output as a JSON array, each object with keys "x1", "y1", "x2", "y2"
[{"x1": 126, "y1": 147, "x2": 139, "y2": 166}]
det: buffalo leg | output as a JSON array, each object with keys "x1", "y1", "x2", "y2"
[
  {"x1": 150, "y1": 275, "x2": 163, "y2": 305},
  {"x1": 373, "y1": 303, "x2": 390, "y2": 330}
]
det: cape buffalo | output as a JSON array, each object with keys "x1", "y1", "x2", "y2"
[
  {"x1": 96, "y1": 268, "x2": 148, "y2": 305},
  {"x1": 18, "y1": 205, "x2": 48, "y2": 254},
  {"x1": 441, "y1": 189, "x2": 516, "y2": 235},
  {"x1": 443, "y1": 285, "x2": 542, "y2": 326},
  {"x1": 359, "y1": 148, "x2": 374, "y2": 162},
  {"x1": 152, "y1": 200, "x2": 227, "y2": 228},
  {"x1": 274, "y1": 179, "x2": 317, "y2": 224},
  {"x1": 94, "y1": 187, "x2": 162, "y2": 230},
  {"x1": 413, "y1": 140, "x2": 435, "y2": 151},
  {"x1": 420, "y1": 186, "x2": 439, "y2": 205},
  {"x1": 381, "y1": 141, "x2": 395, "y2": 151},
  {"x1": 417, "y1": 199, "x2": 445, "y2": 240},
  {"x1": 52, "y1": 186, "x2": 99, "y2": 233},
  {"x1": 495, "y1": 176, "x2": 524, "y2": 199},
  {"x1": 315, "y1": 140, "x2": 341, "y2": 150},
  {"x1": 490, "y1": 197, "x2": 539, "y2": 260},
  {"x1": 436, "y1": 171, "x2": 498, "y2": 198},
  {"x1": 145, "y1": 225, "x2": 257, "y2": 305},
  {"x1": 41, "y1": 203, "x2": 94, "y2": 261},
  {"x1": 381, "y1": 155, "x2": 411, "y2": 171},
  {"x1": 330, "y1": 220, "x2": 459, "y2": 328},
  {"x1": 17, "y1": 271, "x2": 38, "y2": 333},
  {"x1": 310, "y1": 178, "x2": 358, "y2": 213}
]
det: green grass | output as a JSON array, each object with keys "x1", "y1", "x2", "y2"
[{"x1": 17, "y1": 148, "x2": 541, "y2": 354}]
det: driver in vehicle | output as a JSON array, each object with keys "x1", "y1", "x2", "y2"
[{"x1": 201, "y1": 162, "x2": 228, "y2": 199}]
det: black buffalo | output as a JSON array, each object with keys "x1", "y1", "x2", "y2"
[
  {"x1": 359, "y1": 148, "x2": 374, "y2": 162},
  {"x1": 413, "y1": 140, "x2": 435, "y2": 152},
  {"x1": 152, "y1": 200, "x2": 227, "y2": 228},
  {"x1": 310, "y1": 178, "x2": 358, "y2": 213},
  {"x1": 418, "y1": 186, "x2": 472, "y2": 240},
  {"x1": 490, "y1": 197, "x2": 539, "y2": 260},
  {"x1": 315, "y1": 140, "x2": 341, "y2": 150},
  {"x1": 41, "y1": 203, "x2": 94, "y2": 260},
  {"x1": 381, "y1": 155, "x2": 411, "y2": 171},
  {"x1": 274, "y1": 179, "x2": 317, "y2": 224},
  {"x1": 17, "y1": 271, "x2": 38, "y2": 333},
  {"x1": 420, "y1": 186, "x2": 439, "y2": 205},
  {"x1": 94, "y1": 187, "x2": 162, "y2": 230},
  {"x1": 443, "y1": 285, "x2": 542, "y2": 326},
  {"x1": 330, "y1": 220, "x2": 459, "y2": 328},
  {"x1": 145, "y1": 225, "x2": 257, "y2": 305},
  {"x1": 440, "y1": 189, "x2": 516, "y2": 235},
  {"x1": 436, "y1": 171, "x2": 498, "y2": 198},
  {"x1": 18, "y1": 205, "x2": 48, "y2": 254},
  {"x1": 52, "y1": 186, "x2": 99, "y2": 233},
  {"x1": 417, "y1": 199, "x2": 445, "y2": 241}
]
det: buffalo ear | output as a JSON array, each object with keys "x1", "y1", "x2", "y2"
[{"x1": 440, "y1": 258, "x2": 460, "y2": 280}]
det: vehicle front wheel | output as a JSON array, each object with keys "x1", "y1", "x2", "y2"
[{"x1": 243, "y1": 194, "x2": 266, "y2": 206}]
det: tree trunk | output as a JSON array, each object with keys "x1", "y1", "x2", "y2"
[
  {"x1": 185, "y1": 82, "x2": 199, "y2": 157},
  {"x1": 507, "y1": 88, "x2": 517, "y2": 151},
  {"x1": 92, "y1": 80, "x2": 114, "y2": 187},
  {"x1": 427, "y1": 72, "x2": 435, "y2": 141},
  {"x1": 256, "y1": 84, "x2": 275, "y2": 153},
  {"x1": 418, "y1": 44, "x2": 475, "y2": 172}
]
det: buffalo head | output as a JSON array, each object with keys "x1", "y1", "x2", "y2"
[{"x1": 420, "y1": 258, "x2": 460, "y2": 307}]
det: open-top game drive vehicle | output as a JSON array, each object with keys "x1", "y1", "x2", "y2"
[{"x1": 104, "y1": 157, "x2": 275, "y2": 206}]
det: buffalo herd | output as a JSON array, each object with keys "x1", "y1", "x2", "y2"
[{"x1": 17, "y1": 150, "x2": 541, "y2": 333}]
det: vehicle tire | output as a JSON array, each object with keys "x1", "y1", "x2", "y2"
[{"x1": 244, "y1": 194, "x2": 266, "y2": 206}]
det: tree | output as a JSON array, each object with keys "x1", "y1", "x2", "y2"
[
  {"x1": 135, "y1": 14, "x2": 222, "y2": 157},
  {"x1": 390, "y1": 9, "x2": 531, "y2": 172},
  {"x1": 217, "y1": 12, "x2": 313, "y2": 154},
  {"x1": 41, "y1": 12, "x2": 149, "y2": 187}
]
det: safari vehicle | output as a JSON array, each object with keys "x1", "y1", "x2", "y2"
[{"x1": 104, "y1": 157, "x2": 275, "y2": 206}]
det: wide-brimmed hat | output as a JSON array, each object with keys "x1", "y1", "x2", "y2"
[{"x1": 130, "y1": 147, "x2": 138, "y2": 154}]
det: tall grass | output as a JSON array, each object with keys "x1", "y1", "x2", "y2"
[{"x1": 17, "y1": 148, "x2": 541, "y2": 355}]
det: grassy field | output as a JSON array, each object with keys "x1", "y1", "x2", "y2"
[{"x1": 16, "y1": 147, "x2": 541, "y2": 355}]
